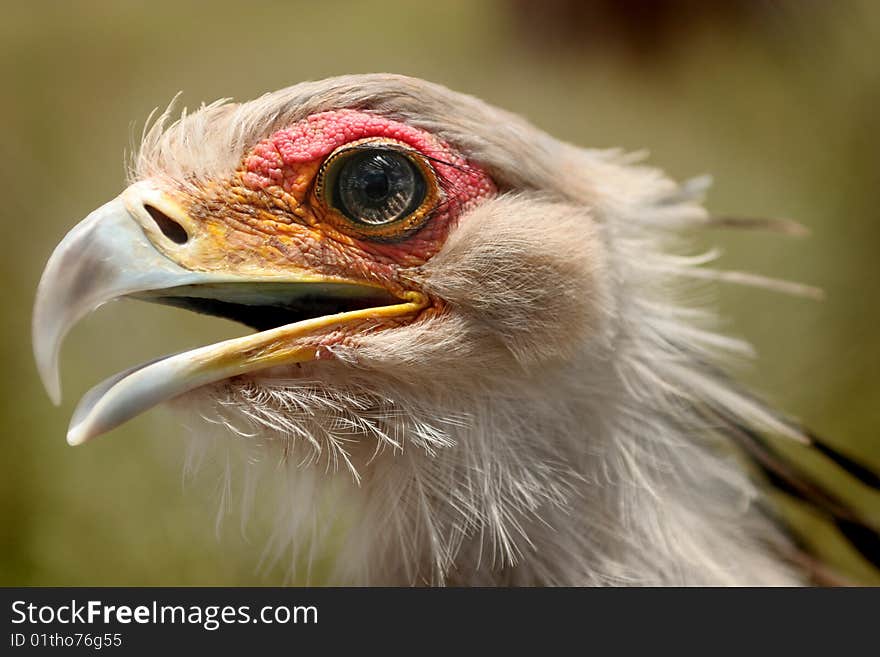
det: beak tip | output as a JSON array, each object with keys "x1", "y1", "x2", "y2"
[
  {"x1": 66, "y1": 424, "x2": 88, "y2": 446},
  {"x1": 47, "y1": 380, "x2": 62, "y2": 406},
  {"x1": 33, "y1": 309, "x2": 63, "y2": 406},
  {"x1": 36, "y1": 359, "x2": 62, "y2": 405}
]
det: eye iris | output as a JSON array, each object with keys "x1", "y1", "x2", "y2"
[{"x1": 334, "y1": 150, "x2": 426, "y2": 226}]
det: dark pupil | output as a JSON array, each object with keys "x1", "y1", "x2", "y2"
[
  {"x1": 334, "y1": 149, "x2": 426, "y2": 226},
  {"x1": 363, "y1": 169, "x2": 390, "y2": 201}
]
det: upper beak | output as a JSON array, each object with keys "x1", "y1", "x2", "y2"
[{"x1": 33, "y1": 183, "x2": 425, "y2": 446}]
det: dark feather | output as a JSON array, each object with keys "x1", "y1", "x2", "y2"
[
  {"x1": 703, "y1": 401, "x2": 880, "y2": 573},
  {"x1": 807, "y1": 432, "x2": 880, "y2": 490},
  {"x1": 677, "y1": 352, "x2": 880, "y2": 577},
  {"x1": 705, "y1": 215, "x2": 810, "y2": 237}
]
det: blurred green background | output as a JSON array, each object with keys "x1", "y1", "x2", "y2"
[{"x1": 1, "y1": 0, "x2": 877, "y2": 585}]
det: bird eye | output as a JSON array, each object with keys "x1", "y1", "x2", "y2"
[{"x1": 316, "y1": 140, "x2": 439, "y2": 240}]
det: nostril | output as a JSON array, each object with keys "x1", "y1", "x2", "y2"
[{"x1": 145, "y1": 205, "x2": 188, "y2": 244}]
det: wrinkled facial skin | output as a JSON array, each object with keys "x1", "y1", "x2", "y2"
[{"x1": 162, "y1": 110, "x2": 497, "y2": 299}]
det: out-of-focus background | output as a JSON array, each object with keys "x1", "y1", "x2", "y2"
[{"x1": 1, "y1": 0, "x2": 878, "y2": 585}]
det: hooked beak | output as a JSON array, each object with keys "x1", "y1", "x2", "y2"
[{"x1": 33, "y1": 183, "x2": 425, "y2": 446}]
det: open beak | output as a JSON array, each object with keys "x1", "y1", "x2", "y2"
[{"x1": 33, "y1": 182, "x2": 425, "y2": 446}]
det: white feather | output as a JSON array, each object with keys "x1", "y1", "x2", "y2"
[{"x1": 143, "y1": 75, "x2": 808, "y2": 586}]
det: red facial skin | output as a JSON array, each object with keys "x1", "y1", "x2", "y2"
[
  {"x1": 173, "y1": 110, "x2": 496, "y2": 356},
  {"x1": 238, "y1": 110, "x2": 496, "y2": 265}
]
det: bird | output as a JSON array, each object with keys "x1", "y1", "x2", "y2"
[{"x1": 33, "y1": 73, "x2": 879, "y2": 586}]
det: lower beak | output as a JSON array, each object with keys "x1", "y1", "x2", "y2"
[{"x1": 33, "y1": 187, "x2": 424, "y2": 446}]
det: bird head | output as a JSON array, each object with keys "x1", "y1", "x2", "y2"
[{"x1": 34, "y1": 74, "x2": 613, "y2": 450}]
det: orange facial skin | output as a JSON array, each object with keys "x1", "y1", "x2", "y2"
[{"x1": 170, "y1": 110, "x2": 496, "y2": 304}]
